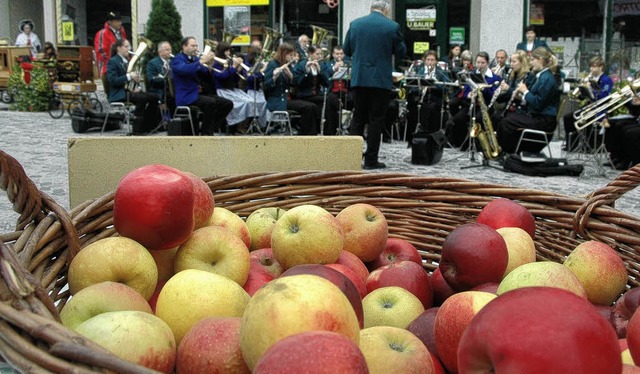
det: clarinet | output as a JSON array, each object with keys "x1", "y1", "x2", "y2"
[{"x1": 502, "y1": 72, "x2": 529, "y2": 116}]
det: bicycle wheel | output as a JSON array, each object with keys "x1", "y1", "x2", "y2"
[
  {"x1": 1, "y1": 91, "x2": 12, "y2": 104},
  {"x1": 67, "y1": 99, "x2": 84, "y2": 116},
  {"x1": 48, "y1": 98, "x2": 64, "y2": 119},
  {"x1": 89, "y1": 98, "x2": 103, "y2": 113}
]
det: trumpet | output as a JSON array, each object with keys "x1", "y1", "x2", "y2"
[
  {"x1": 569, "y1": 72, "x2": 595, "y2": 101},
  {"x1": 573, "y1": 78, "x2": 640, "y2": 130}
]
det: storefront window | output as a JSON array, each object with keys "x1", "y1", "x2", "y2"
[
  {"x1": 529, "y1": 0, "x2": 640, "y2": 79},
  {"x1": 207, "y1": 4, "x2": 269, "y2": 50}
]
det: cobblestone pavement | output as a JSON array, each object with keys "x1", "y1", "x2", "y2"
[{"x1": 1, "y1": 103, "x2": 638, "y2": 233}]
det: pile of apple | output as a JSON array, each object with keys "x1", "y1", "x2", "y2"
[{"x1": 60, "y1": 164, "x2": 639, "y2": 373}]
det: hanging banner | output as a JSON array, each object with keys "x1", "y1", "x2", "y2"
[
  {"x1": 529, "y1": 4, "x2": 544, "y2": 25},
  {"x1": 406, "y1": 7, "x2": 436, "y2": 31},
  {"x1": 207, "y1": 0, "x2": 268, "y2": 6},
  {"x1": 613, "y1": 0, "x2": 640, "y2": 16}
]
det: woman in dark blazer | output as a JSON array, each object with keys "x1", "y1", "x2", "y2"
[
  {"x1": 263, "y1": 42, "x2": 318, "y2": 135},
  {"x1": 496, "y1": 47, "x2": 560, "y2": 154}
]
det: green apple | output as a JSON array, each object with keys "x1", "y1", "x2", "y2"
[{"x1": 245, "y1": 207, "x2": 287, "y2": 251}]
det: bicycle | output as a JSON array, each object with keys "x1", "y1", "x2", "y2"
[{"x1": 48, "y1": 83, "x2": 103, "y2": 119}]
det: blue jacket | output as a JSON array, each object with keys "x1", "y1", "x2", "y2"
[
  {"x1": 523, "y1": 68, "x2": 559, "y2": 117},
  {"x1": 263, "y1": 59, "x2": 293, "y2": 112},
  {"x1": 292, "y1": 59, "x2": 331, "y2": 98},
  {"x1": 146, "y1": 55, "x2": 170, "y2": 100},
  {"x1": 592, "y1": 74, "x2": 614, "y2": 101},
  {"x1": 213, "y1": 61, "x2": 239, "y2": 90},
  {"x1": 244, "y1": 56, "x2": 264, "y2": 91},
  {"x1": 106, "y1": 55, "x2": 130, "y2": 103},
  {"x1": 171, "y1": 52, "x2": 211, "y2": 106},
  {"x1": 343, "y1": 11, "x2": 407, "y2": 90}
]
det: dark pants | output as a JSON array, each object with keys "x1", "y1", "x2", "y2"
[
  {"x1": 497, "y1": 112, "x2": 557, "y2": 154},
  {"x1": 350, "y1": 87, "x2": 391, "y2": 165},
  {"x1": 194, "y1": 95, "x2": 233, "y2": 135},
  {"x1": 288, "y1": 99, "x2": 319, "y2": 135},
  {"x1": 605, "y1": 118, "x2": 640, "y2": 165},
  {"x1": 406, "y1": 89, "x2": 445, "y2": 145},
  {"x1": 300, "y1": 93, "x2": 341, "y2": 135}
]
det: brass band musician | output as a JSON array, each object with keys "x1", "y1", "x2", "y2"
[
  {"x1": 106, "y1": 39, "x2": 160, "y2": 134},
  {"x1": 263, "y1": 42, "x2": 318, "y2": 135},
  {"x1": 491, "y1": 50, "x2": 534, "y2": 124},
  {"x1": 292, "y1": 45, "x2": 341, "y2": 135},
  {"x1": 563, "y1": 56, "x2": 614, "y2": 151},
  {"x1": 146, "y1": 41, "x2": 175, "y2": 114},
  {"x1": 496, "y1": 47, "x2": 561, "y2": 154},
  {"x1": 328, "y1": 45, "x2": 353, "y2": 111},
  {"x1": 405, "y1": 50, "x2": 452, "y2": 144}
]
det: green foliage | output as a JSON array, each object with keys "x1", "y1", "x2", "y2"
[
  {"x1": 145, "y1": 0, "x2": 183, "y2": 56},
  {"x1": 8, "y1": 64, "x2": 52, "y2": 112}
]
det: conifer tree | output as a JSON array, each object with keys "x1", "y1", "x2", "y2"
[{"x1": 145, "y1": 0, "x2": 183, "y2": 56}]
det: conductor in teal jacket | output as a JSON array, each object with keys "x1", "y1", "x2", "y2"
[{"x1": 343, "y1": 0, "x2": 407, "y2": 169}]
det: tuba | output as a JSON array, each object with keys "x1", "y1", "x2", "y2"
[
  {"x1": 262, "y1": 26, "x2": 282, "y2": 61},
  {"x1": 222, "y1": 30, "x2": 240, "y2": 44},
  {"x1": 126, "y1": 37, "x2": 153, "y2": 92},
  {"x1": 311, "y1": 24, "x2": 334, "y2": 60}
]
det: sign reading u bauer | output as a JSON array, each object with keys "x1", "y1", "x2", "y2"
[
  {"x1": 406, "y1": 8, "x2": 436, "y2": 31},
  {"x1": 207, "y1": 0, "x2": 269, "y2": 5}
]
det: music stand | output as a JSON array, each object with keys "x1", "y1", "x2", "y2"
[
  {"x1": 245, "y1": 62, "x2": 264, "y2": 135},
  {"x1": 332, "y1": 65, "x2": 350, "y2": 135},
  {"x1": 405, "y1": 76, "x2": 435, "y2": 135}
]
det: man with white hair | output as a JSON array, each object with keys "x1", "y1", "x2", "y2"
[
  {"x1": 343, "y1": 0, "x2": 407, "y2": 169},
  {"x1": 296, "y1": 34, "x2": 310, "y2": 59}
]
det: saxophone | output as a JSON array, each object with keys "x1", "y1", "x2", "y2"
[{"x1": 473, "y1": 88, "x2": 502, "y2": 159}]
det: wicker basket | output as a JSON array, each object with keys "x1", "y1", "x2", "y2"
[{"x1": 1, "y1": 148, "x2": 640, "y2": 372}]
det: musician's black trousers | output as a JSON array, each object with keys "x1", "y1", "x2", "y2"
[
  {"x1": 298, "y1": 94, "x2": 340, "y2": 135},
  {"x1": 119, "y1": 92, "x2": 160, "y2": 134},
  {"x1": 496, "y1": 112, "x2": 556, "y2": 154},
  {"x1": 605, "y1": 118, "x2": 640, "y2": 165},
  {"x1": 194, "y1": 95, "x2": 233, "y2": 135},
  {"x1": 350, "y1": 87, "x2": 391, "y2": 165}
]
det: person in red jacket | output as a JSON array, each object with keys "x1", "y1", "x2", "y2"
[{"x1": 94, "y1": 11, "x2": 127, "y2": 95}]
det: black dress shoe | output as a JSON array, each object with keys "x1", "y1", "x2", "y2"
[{"x1": 363, "y1": 162, "x2": 386, "y2": 170}]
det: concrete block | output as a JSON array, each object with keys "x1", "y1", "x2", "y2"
[{"x1": 68, "y1": 136, "x2": 364, "y2": 208}]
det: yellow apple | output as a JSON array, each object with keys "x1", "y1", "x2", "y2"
[
  {"x1": 362, "y1": 286, "x2": 425, "y2": 329},
  {"x1": 174, "y1": 225, "x2": 250, "y2": 286},
  {"x1": 75, "y1": 310, "x2": 176, "y2": 373},
  {"x1": 239, "y1": 274, "x2": 360, "y2": 370},
  {"x1": 245, "y1": 207, "x2": 287, "y2": 251},
  {"x1": 206, "y1": 206, "x2": 251, "y2": 249},
  {"x1": 271, "y1": 205, "x2": 344, "y2": 270},
  {"x1": 359, "y1": 326, "x2": 435, "y2": 374},
  {"x1": 60, "y1": 281, "x2": 152, "y2": 330},
  {"x1": 336, "y1": 203, "x2": 389, "y2": 262},
  {"x1": 155, "y1": 269, "x2": 250, "y2": 345},
  {"x1": 497, "y1": 261, "x2": 588, "y2": 299},
  {"x1": 68, "y1": 236, "x2": 158, "y2": 300},
  {"x1": 496, "y1": 227, "x2": 537, "y2": 278},
  {"x1": 563, "y1": 240, "x2": 628, "y2": 305}
]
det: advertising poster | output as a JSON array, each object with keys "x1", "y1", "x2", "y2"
[
  {"x1": 406, "y1": 7, "x2": 436, "y2": 31},
  {"x1": 223, "y1": 6, "x2": 251, "y2": 45}
]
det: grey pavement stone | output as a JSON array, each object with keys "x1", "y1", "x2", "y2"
[{"x1": 1, "y1": 105, "x2": 638, "y2": 233}]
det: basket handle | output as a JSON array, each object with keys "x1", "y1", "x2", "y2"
[
  {"x1": 0, "y1": 151, "x2": 80, "y2": 261},
  {"x1": 574, "y1": 163, "x2": 640, "y2": 238}
]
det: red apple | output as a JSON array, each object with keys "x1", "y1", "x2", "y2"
[
  {"x1": 458, "y1": 287, "x2": 621, "y2": 373},
  {"x1": 611, "y1": 288, "x2": 640, "y2": 338},
  {"x1": 243, "y1": 248, "x2": 283, "y2": 296},
  {"x1": 406, "y1": 307, "x2": 440, "y2": 364},
  {"x1": 253, "y1": 331, "x2": 368, "y2": 373},
  {"x1": 366, "y1": 261, "x2": 433, "y2": 309},
  {"x1": 626, "y1": 308, "x2": 640, "y2": 365},
  {"x1": 369, "y1": 237, "x2": 422, "y2": 270},
  {"x1": 281, "y1": 264, "x2": 364, "y2": 328},
  {"x1": 326, "y1": 263, "x2": 367, "y2": 299},
  {"x1": 148, "y1": 280, "x2": 166, "y2": 314},
  {"x1": 184, "y1": 172, "x2": 215, "y2": 229},
  {"x1": 470, "y1": 282, "x2": 499, "y2": 294},
  {"x1": 114, "y1": 164, "x2": 197, "y2": 250},
  {"x1": 430, "y1": 267, "x2": 455, "y2": 306},
  {"x1": 176, "y1": 317, "x2": 249, "y2": 374},
  {"x1": 476, "y1": 197, "x2": 536, "y2": 239},
  {"x1": 434, "y1": 291, "x2": 497, "y2": 373},
  {"x1": 335, "y1": 250, "x2": 370, "y2": 284},
  {"x1": 336, "y1": 203, "x2": 389, "y2": 262},
  {"x1": 439, "y1": 223, "x2": 508, "y2": 291}
]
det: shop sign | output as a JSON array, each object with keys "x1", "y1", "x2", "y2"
[
  {"x1": 406, "y1": 8, "x2": 436, "y2": 31},
  {"x1": 449, "y1": 27, "x2": 464, "y2": 45},
  {"x1": 613, "y1": 0, "x2": 640, "y2": 16},
  {"x1": 207, "y1": 0, "x2": 269, "y2": 6},
  {"x1": 62, "y1": 21, "x2": 75, "y2": 42},
  {"x1": 414, "y1": 42, "x2": 430, "y2": 54}
]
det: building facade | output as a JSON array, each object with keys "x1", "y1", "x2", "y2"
[{"x1": 1, "y1": 0, "x2": 638, "y2": 79}]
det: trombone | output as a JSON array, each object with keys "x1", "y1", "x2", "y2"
[{"x1": 573, "y1": 78, "x2": 640, "y2": 130}]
